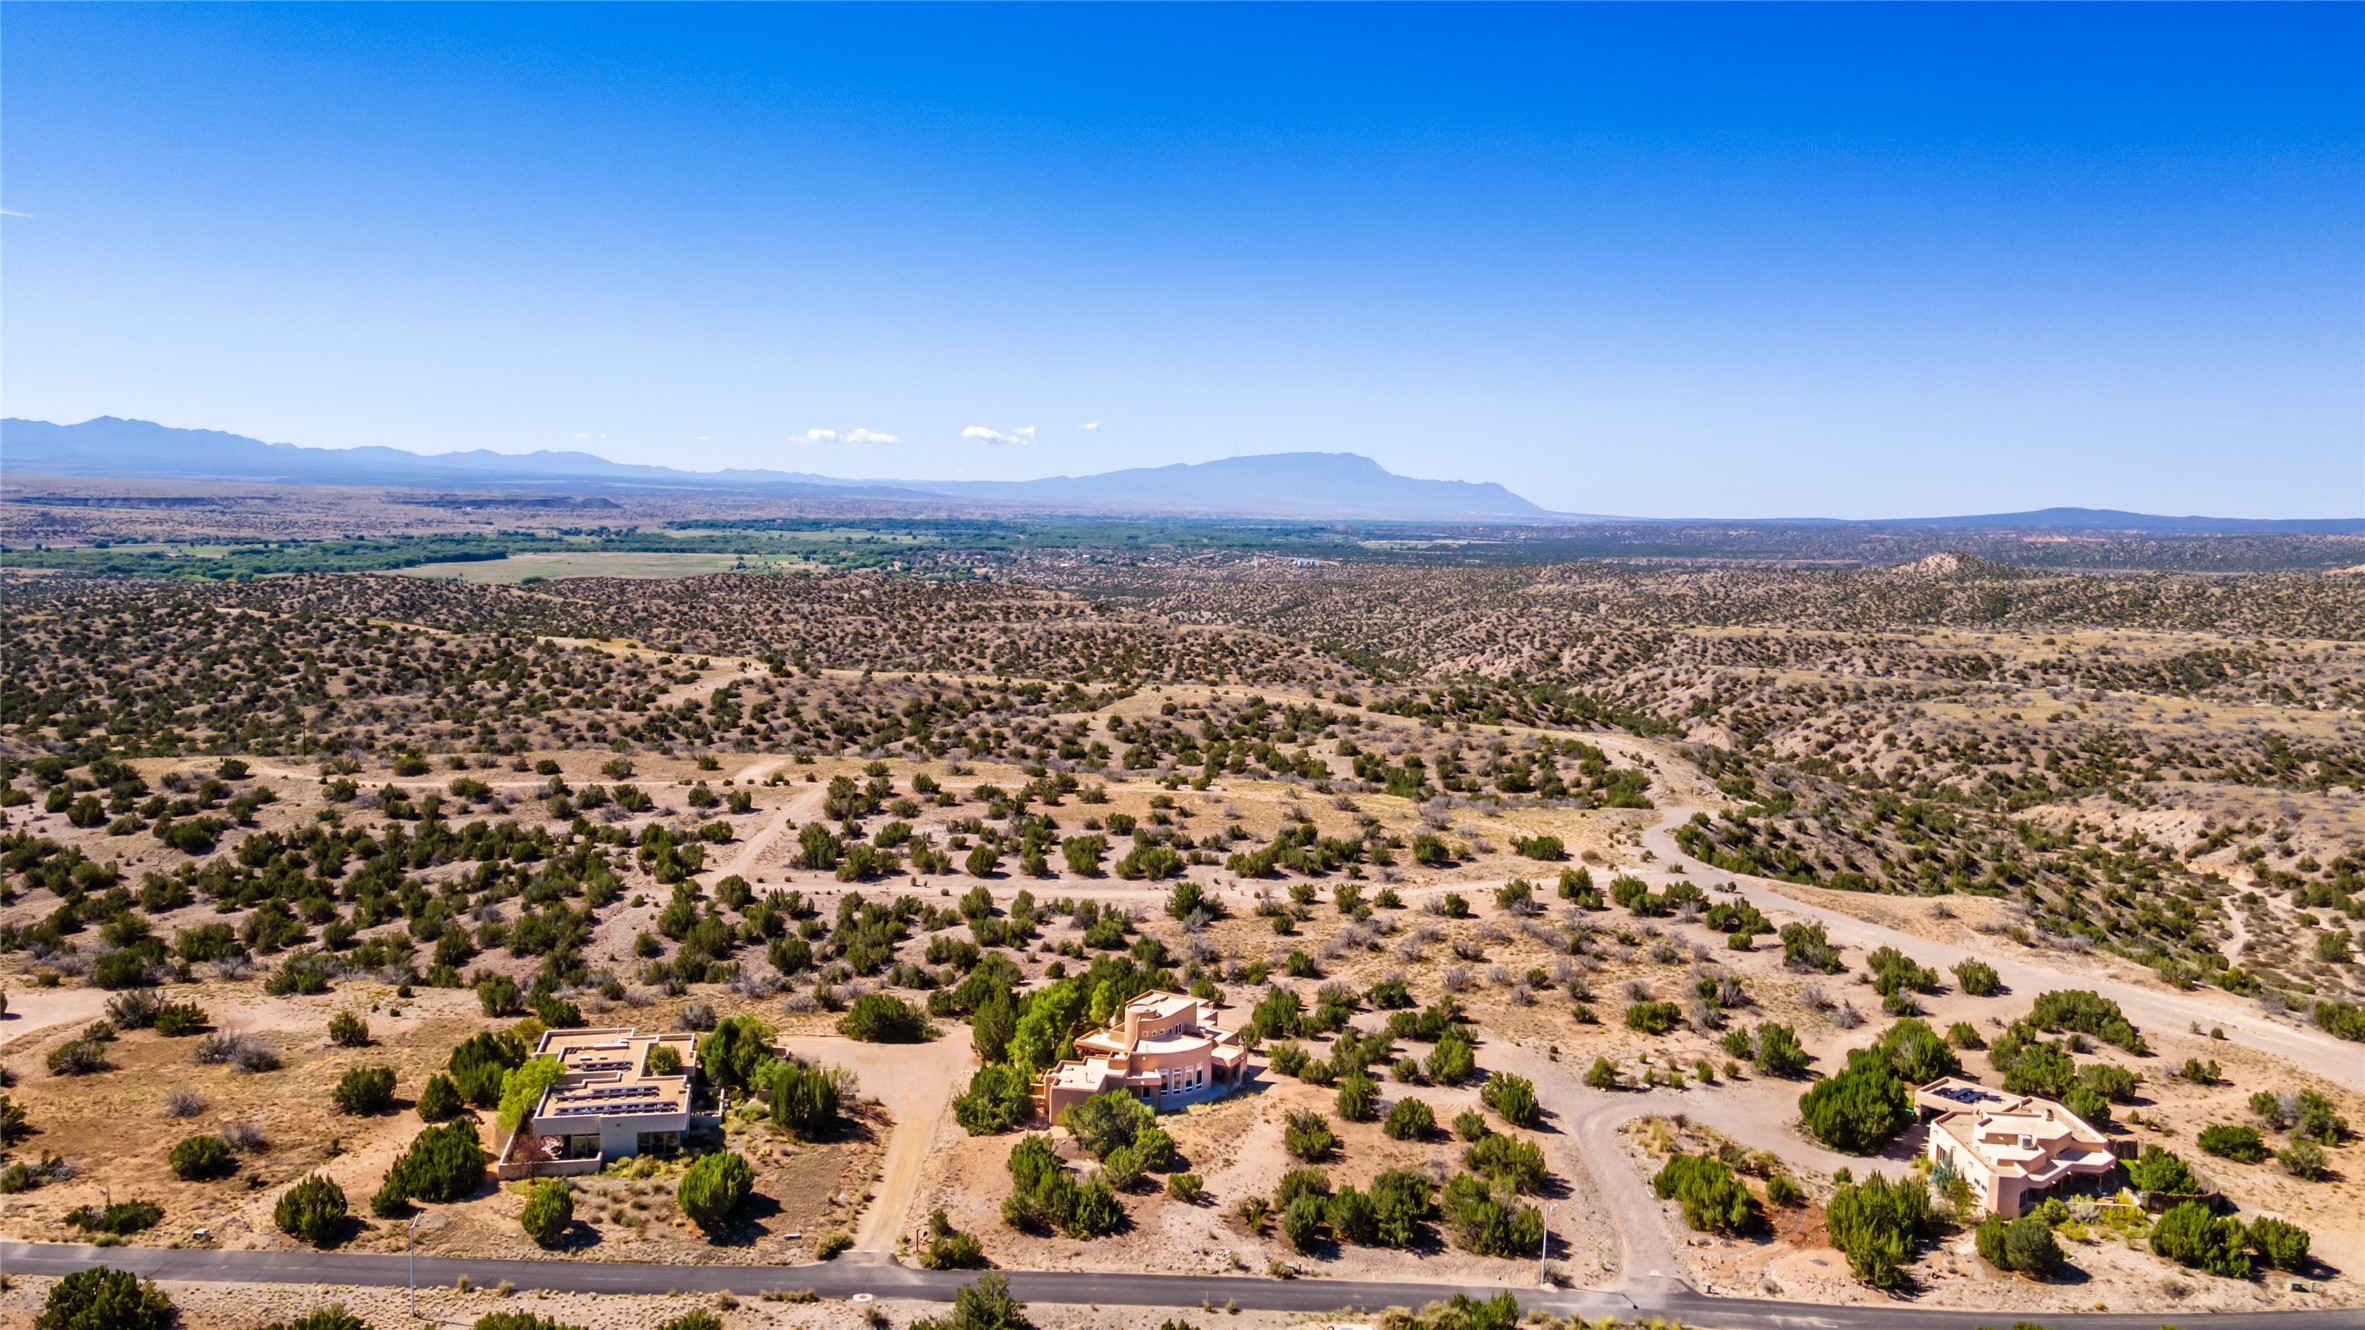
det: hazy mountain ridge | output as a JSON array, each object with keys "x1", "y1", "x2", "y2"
[
  {"x1": 0, "y1": 416, "x2": 1549, "y2": 520},
  {"x1": 4, "y1": 416, "x2": 2358, "y2": 530}
]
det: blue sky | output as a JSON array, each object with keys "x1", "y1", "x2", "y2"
[{"x1": 4, "y1": 3, "x2": 2359, "y2": 518}]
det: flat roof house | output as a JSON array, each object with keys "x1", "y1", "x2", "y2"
[
  {"x1": 1034, "y1": 991, "x2": 1249, "y2": 1121},
  {"x1": 1922, "y1": 1078, "x2": 2117, "y2": 1217},
  {"x1": 499, "y1": 1028, "x2": 702, "y2": 1178}
]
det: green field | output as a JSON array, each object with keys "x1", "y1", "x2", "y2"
[{"x1": 388, "y1": 551, "x2": 810, "y2": 583}]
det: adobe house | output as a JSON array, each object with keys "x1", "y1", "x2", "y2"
[
  {"x1": 497, "y1": 1027, "x2": 704, "y2": 1179},
  {"x1": 1919, "y1": 1077, "x2": 2118, "y2": 1217},
  {"x1": 1033, "y1": 990, "x2": 1249, "y2": 1121}
]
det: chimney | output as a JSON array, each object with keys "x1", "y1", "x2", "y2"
[{"x1": 1123, "y1": 1005, "x2": 1143, "y2": 1049}]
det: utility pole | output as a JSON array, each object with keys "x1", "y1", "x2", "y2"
[
  {"x1": 1538, "y1": 1202, "x2": 1556, "y2": 1288},
  {"x1": 409, "y1": 1212, "x2": 425, "y2": 1320}
]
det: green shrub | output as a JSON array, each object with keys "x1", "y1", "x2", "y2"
[
  {"x1": 1584, "y1": 1056, "x2": 1618, "y2": 1089},
  {"x1": 495, "y1": 1057, "x2": 566, "y2": 1134},
  {"x1": 1625, "y1": 1001, "x2": 1682, "y2": 1035},
  {"x1": 334, "y1": 1064, "x2": 398, "y2": 1116},
  {"x1": 169, "y1": 1133, "x2": 236, "y2": 1180},
  {"x1": 520, "y1": 1178, "x2": 573, "y2": 1247},
  {"x1": 1764, "y1": 1174, "x2": 1803, "y2": 1208},
  {"x1": 327, "y1": 1011, "x2": 371, "y2": 1048},
  {"x1": 1953, "y1": 959, "x2": 2002, "y2": 997},
  {"x1": 838, "y1": 992, "x2": 930, "y2": 1042},
  {"x1": 1751, "y1": 1022, "x2": 1810, "y2": 1077},
  {"x1": 1798, "y1": 1049, "x2": 1912, "y2": 1154},
  {"x1": 678, "y1": 1150, "x2": 755, "y2": 1232},
  {"x1": 275, "y1": 1173, "x2": 349, "y2": 1248},
  {"x1": 2127, "y1": 1144, "x2": 2201, "y2": 1196},
  {"x1": 447, "y1": 1030, "x2": 525, "y2": 1108},
  {"x1": 37, "y1": 1267, "x2": 176, "y2": 1330},
  {"x1": 1283, "y1": 1110, "x2": 1337, "y2": 1163},
  {"x1": 415, "y1": 1073, "x2": 463, "y2": 1122},
  {"x1": 1060, "y1": 1089, "x2": 1155, "y2": 1160},
  {"x1": 768, "y1": 1059, "x2": 842, "y2": 1138},
  {"x1": 377, "y1": 1118, "x2": 487, "y2": 1213},
  {"x1": 954, "y1": 1064, "x2": 1034, "y2": 1136},
  {"x1": 1651, "y1": 1153, "x2": 1752, "y2": 1233},
  {"x1": 1462, "y1": 1133, "x2": 1548, "y2": 1194},
  {"x1": 2249, "y1": 1216, "x2": 2311, "y2": 1271},
  {"x1": 1824, "y1": 1171, "x2": 1935, "y2": 1288},
  {"x1": 2027, "y1": 990, "x2": 2147, "y2": 1054},
  {"x1": 151, "y1": 1001, "x2": 210, "y2": 1037},
  {"x1": 1975, "y1": 1213, "x2": 2063, "y2": 1278},
  {"x1": 1440, "y1": 1173, "x2": 1543, "y2": 1257},
  {"x1": 656, "y1": 1313, "x2": 724, "y2": 1330},
  {"x1": 2197, "y1": 1124, "x2": 2269, "y2": 1164},
  {"x1": 1871, "y1": 1017, "x2": 1960, "y2": 1083},
  {"x1": 1382, "y1": 1096, "x2": 1435, "y2": 1141},
  {"x1": 2151, "y1": 1200, "x2": 2249, "y2": 1278},
  {"x1": 908, "y1": 1273, "x2": 1032, "y2": 1330},
  {"x1": 1332, "y1": 1071, "x2": 1379, "y2": 1122},
  {"x1": 1480, "y1": 1073, "x2": 1540, "y2": 1128},
  {"x1": 64, "y1": 1199, "x2": 163, "y2": 1236}
]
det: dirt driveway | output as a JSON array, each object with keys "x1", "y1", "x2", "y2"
[{"x1": 782, "y1": 1033, "x2": 974, "y2": 1256}]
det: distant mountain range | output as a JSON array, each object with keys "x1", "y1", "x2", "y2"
[
  {"x1": 0, "y1": 416, "x2": 1547, "y2": 521},
  {"x1": 3, "y1": 416, "x2": 2358, "y2": 531}
]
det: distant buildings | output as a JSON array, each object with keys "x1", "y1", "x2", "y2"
[
  {"x1": 498, "y1": 1028, "x2": 703, "y2": 1178},
  {"x1": 1033, "y1": 991, "x2": 1249, "y2": 1120},
  {"x1": 1917, "y1": 1077, "x2": 2117, "y2": 1217}
]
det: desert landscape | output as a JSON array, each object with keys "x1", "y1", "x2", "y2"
[{"x1": 0, "y1": 490, "x2": 2359, "y2": 1330}]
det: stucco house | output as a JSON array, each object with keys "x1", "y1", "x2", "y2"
[
  {"x1": 498, "y1": 1027, "x2": 703, "y2": 1178},
  {"x1": 1033, "y1": 990, "x2": 1249, "y2": 1120},
  {"x1": 1920, "y1": 1077, "x2": 2117, "y2": 1217}
]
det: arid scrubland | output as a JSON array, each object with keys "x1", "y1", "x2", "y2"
[{"x1": 2, "y1": 529, "x2": 2361, "y2": 1326}]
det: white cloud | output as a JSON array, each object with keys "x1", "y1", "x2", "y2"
[
  {"x1": 0, "y1": 208, "x2": 32, "y2": 219},
  {"x1": 696, "y1": 435, "x2": 711, "y2": 442},
  {"x1": 1079, "y1": 421, "x2": 1099, "y2": 430},
  {"x1": 791, "y1": 428, "x2": 839, "y2": 444},
  {"x1": 963, "y1": 425, "x2": 1036, "y2": 446},
  {"x1": 792, "y1": 427, "x2": 899, "y2": 445},
  {"x1": 572, "y1": 432, "x2": 591, "y2": 441},
  {"x1": 843, "y1": 428, "x2": 900, "y2": 444}
]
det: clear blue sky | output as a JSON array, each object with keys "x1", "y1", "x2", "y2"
[{"x1": 4, "y1": 3, "x2": 2359, "y2": 518}]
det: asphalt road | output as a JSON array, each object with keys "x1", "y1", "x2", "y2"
[{"x1": 7, "y1": 1242, "x2": 2362, "y2": 1329}]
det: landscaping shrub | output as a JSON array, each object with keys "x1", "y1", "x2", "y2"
[
  {"x1": 2127, "y1": 1144, "x2": 2201, "y2": 1196},
  {"x1": 1651, "y1": 1153, "x2": 1753, "y2": 1233},
  {"x1": 678, "y1": 1150, "x2": 756, "y2": 1232},
  {"x1": 1975, "y1": 1214, "x2": 2063, "y2": 1278},
  {"x1": 2151, "y1": 1200, "x2": 2249, "y2": 1278},
  {"x1": 375, "y1": 1119, "x2": 487, "y2": 1214},
  {"x1": 769, "y1": 1058, "x2": 842, "y2": 1139},
  {"x1": 520, "y1": 1178, "x2": 573, "y2": 1247},
  {"x1": 1823, "y1": 1172, "x2": 1934, "y2": 1288}
]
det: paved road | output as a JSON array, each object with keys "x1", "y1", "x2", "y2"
[
  {"x1": 6, "y1": 1242, "x2": 2360, "y2": 1329},
  {"x1": 1638, "y1": 804, "x2": 2365, "y2": 1092}
]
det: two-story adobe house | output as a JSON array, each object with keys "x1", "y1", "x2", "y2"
[{"x1": 1033, "y1": 990, "x2": 1249, "y2": 1120}]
